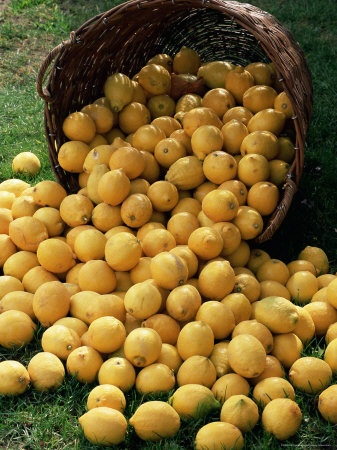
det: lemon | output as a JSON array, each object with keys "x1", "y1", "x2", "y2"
[
  {"x1": 253, "y1": 295, "x2": 299, "y2": 333},
  {"x1": 98, "y1": 357, "x2": 136, "y2": 392},
  {"x1": 195, "y1": 300, "x2": 235, "y2": 340},
  {"x1": 0, "y1": 360, "x2": 30, "y2": 395},
  {"x1": 291, "y1": 305, "x2": 315, "y2": 344},
  {"x1": 323, "y1": 338, "x2": 337, "y2": 374},
  {"x1": 41, "y1": 324, "x2": 81, "y2": 360},
  {"x1": 169, "y1": 384, "x2": 220, "y2": 419},
  {"x1": 195, "y1": 421, "x2": 244, "y2": 450},
  {"x1": 79, "y1": 406, "x2": 127, "y2": 445},
  {"x1": 86, "y1": 384, "x2": 126, "y2": 413},
  {"x1": 221, "y1": 292, "x2": 252, "y2": 324},
  {"x1": 211, "y1": 373, "x2": 250, "y2": 405},
  {"x1": 220, "y1": 394, "x2": 259, "y2": 433},
  {"x1": 318, "y1": 384, "x2": 337, "y2": 424},
  {"x1": 53, "y1": 317, "x2": 88, "y2": 337},
  {"x1": 327, "y1": 278, "x2": 337, "y2": 308},
  {"x1": 227, "y1": 333, "x2": 266, "y2": 378},
  {"x1": 297, "y1": 246, "x2": 329, "y2": 276},
  {"x1": 176, "y1": 320, "x2": 214, "y2": 360},
  {"x1": 0, "y1": 309, "x2": 36, "y2": 348},
  {"x1": 252, "y1": 376, "x2": 295, "y2": 408},
  {"x1": 129, "y1": 400, "x2": 180, "y2": 441},
  {"x1": 86, "y1": 315, "x2": 126, "y2": 354},
  {"x1": 303, "y1": 301, "x2": 337, "y2": 336},
  {"x1": 325, "y1": 322, "x2": 337, "y2": 344},
  {"x1": 27, "y1": 351, "x2": 65, "y2": 391},
  {"x1": 123, "y1": 327, "x2": 162, "y2": 368},
  {"x1": 261, "y1": 398, "x2": 302, "y2": 440},
  {"x1": 286, "y1": 270, "x2": 319, "y2": 303},
  {"x1": 135, "y1": 362, "x2": 175, "y2": 394},
  {"x1": 176, "y1": 355, "x2": 217, "y2": 388},
  {"x1": 231, "y1": 319, "x2": 273, "y2": 354},
  {"x1": 33, "y1": 280, "x2": 71, "y2": 327},
  {"x1": 66, "y1": 345, "x2": 103, "y2": 384},
  {"x1": 12, "y1": 152, "x2": 41, "y2": 175},
  {"x1": 209, "y1": 341, "x2": 232, "y2": 378},
  {"x1": 249, "y1": 355, "x2": 285, "y2": 386},
  {"x1": 156, "y1": 343, "x2": 183, "y2": 374},
  {"x1": 270, "y1": 332, "x2": 303, "y2": 368},
  {"x1": 0, "y1": 291, "x2": 35, "y2": 320},
  {"x1": 288, "y1": 356, "x2": 332, "y2": 394}
]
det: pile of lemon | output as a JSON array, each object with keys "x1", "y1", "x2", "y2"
[{"x1": 1, "y1": 47, "x2": 337, "y2": 448}]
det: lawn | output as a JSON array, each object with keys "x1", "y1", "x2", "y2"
[{"x1": 1, "y1": 0, "x2": 337, "y2": 448}]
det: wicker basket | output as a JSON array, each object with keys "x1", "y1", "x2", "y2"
[{"x1": 36, "y1": 0, "x2": 313, "y2": 244}]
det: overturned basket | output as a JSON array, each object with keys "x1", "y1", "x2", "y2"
[{"x1": 37, "y1": 0, "x2": 313, "y2": 244}]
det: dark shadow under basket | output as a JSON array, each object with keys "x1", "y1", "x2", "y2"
[{"x1": 37, "y1": 0, "x2": 313, "y2": 244}]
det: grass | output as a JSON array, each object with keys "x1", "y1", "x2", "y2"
[{"x1": 1, "y1": 0, "x2": 337, "y2": 448}]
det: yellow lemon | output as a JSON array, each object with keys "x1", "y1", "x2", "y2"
[
  {"x1": 86, "y1": 316, "x2": 126, "y2": 354},
  {"x1": 195, "y1": 421, "x2": 244, "y2": 450},
  {"x1": 227, "y1": 333, "x2": 266, "y2": 378},
  {"x1": 0, "y1": 291, "x2": 35, "y2": 320},
  {"x1": 98, "y1": 357, "x2": 136, "y2": 392},
  {"x1": 66, "y1": 345, "x2": 103, "y2": 384},
  {"x1": 79, "y1": 407, "x2": 127, "y2": 446},
  {"x1": 252, "y1": 376, "x2": 295, "y2": 408},
  {"x1": 169, "y1": 384, "x2": 220, "y2": 419},
  {"x1": 176, "y1": 355, "x2": 217, "y2": 388},
  {"x1": 253, "y1": 295, "x2": 299, "y2": 333},
  {"x1": 198, "y1": 259, "x2": 235, "y2": 300},
  {"x1": 286, "y1": 270, "x2": 319, "y2": 303},
  {"x1": 221, "y1": 293, "x2": 252, "y2": 324},
  {"x1": 292, "y1": 305, "x2": 316, "y2": 344},
  {"x1": 231, "y1": 319, "x2": 273, "y2": 354},
  {"x1": 220, "y1": 394, "x2": 259, "y2": 433},
  {"x1": 176, "y1": 320, "x2": 214, "y2": 360},
  {"x1": 195, "y1": 300, "x2": 236, "y2": 340},
  {"x1": 209, "y1": 341, "x2": 232, "y2": 378},
  {"x1": 289, "y1": 356, "x2": 332, "y2": 394},
  {"x1": 0, "y1": 360, "x2": 30, "y2": 395},
  {"x1": 324, "y1": 338, "x2": 337, "y2": 374},
  {"x1": 41, "y1": 324, "x2": 81, "y2": 360},
  {"x1": 12, "y1": 151, "x2": 41, "y2": 175},
  {"x1": 270, "y1": 332, "x2": 303, "y2": 368},
  {"x1": 124, "y1": 279, "x2": 162, "y2": 320},
  {"x1": 33, "y1": 280, "x2": 71, "y2": 327},
  {"x1": 86, "y1": 384, "x2": 126, "y2": 412},
  {"x1": 261, "y1": 398, "x2": 302, "y2": 440},
  {"x1": 0, "y1": 309, "x2": 36, "y2": 348},
  {"x1": 303, "y1": 301, "x2": 337, "y2": 336},
  {"x1": 297, "y1": 246, "x2": 329, "y2": 276},
  {"x1": 129, "y1": 401, "x2": 180, "y2": 441},
  {"x1": 27, "y1": 351, "x2": 65, "y2": 391},
  {"x1": 327, "y1": 277, "x2": 337, "y2": 308},
  {"x1": 211, "y1": 373, "x2": 250, "y2": 404},
  {"x1": 249, "y1": 355, "x2": 285, "y2": 386},
  {"x1": 318, "y1": 384, "x2": 337, "y2": 424},
  {"x1": 123, "y1": 327, "x2": 162, "y2": 368},
  {"x1": 135, "y1": 362, "x2": 175, "y2": 394},
  {"x1": 156, "y1": 343, "x2": 183, "y2": 374}
]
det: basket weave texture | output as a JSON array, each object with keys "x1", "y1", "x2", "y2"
[{"x1": 37, "y1": 0, "x2": 313, "y2": 244}]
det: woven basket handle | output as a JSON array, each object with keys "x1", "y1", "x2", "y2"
[{"x1": 36, "y1": 33, "x2": 75, "y2": 102}]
